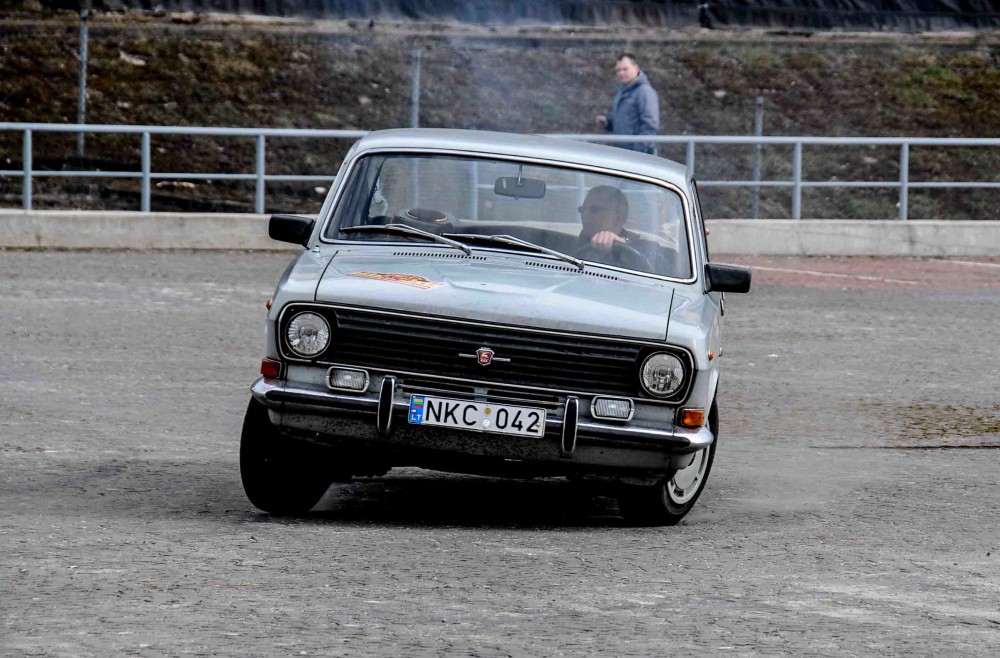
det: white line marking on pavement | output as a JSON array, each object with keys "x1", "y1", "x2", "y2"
[
  {"x1": 931, "y1": 259, "x2": 1000, "y2": 269},
  {"x1": 749, "y1": 265, "x2": 922, "y2": 285}
]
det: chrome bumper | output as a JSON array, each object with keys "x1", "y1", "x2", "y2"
[{"x1": 251, "y1": 376, "x2": 714, "y2": 459}]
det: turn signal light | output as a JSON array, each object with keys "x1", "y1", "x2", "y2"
[
  {"x1": 680, "y1": 408, "x2": 705, "y2": 428},
  {"x1": 260, "y1": 358, "x2": 283, "y2": 379}
]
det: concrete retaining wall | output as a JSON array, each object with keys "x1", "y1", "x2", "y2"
[
  {"x1": 0, "y1": 211, "x2": 298, "y2": 251},
  {"x1": 706, "y1": 219, "x2": 1000, "y2": 257},
  {"x1": 2, "y1": 211, "x2": 1000, "y2": 256}
]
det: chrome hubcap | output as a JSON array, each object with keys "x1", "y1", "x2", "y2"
[{"x1": 666, "y1": 448, "x2": 709, "y2": 505}]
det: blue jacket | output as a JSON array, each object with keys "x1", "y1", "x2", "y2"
[{"x1": 606, "y1": 71, "x2": 660, "y2": 155}]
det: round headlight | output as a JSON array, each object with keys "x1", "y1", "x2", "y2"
[
  {"x1": 640, "y1": 352, "x2": 685, "y2": 397},
  {"x1": 285, "y1": 312, "x2": 331, "y2": 357}
]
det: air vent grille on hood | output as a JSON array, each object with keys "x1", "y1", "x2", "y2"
[
  {"x1": 525, "y1": 261, "x2": 618, "y2": 281},
  {"x1": 392, "y1": 251, "x2": 486, "y2": 260}
]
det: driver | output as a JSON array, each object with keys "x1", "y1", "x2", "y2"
[{"x1": 577, "y1": 185, "x2": 657, "y2": 271}]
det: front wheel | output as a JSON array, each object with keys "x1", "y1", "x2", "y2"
[
  {"x1": 618, "y1": 401, "x2": 718, "y2": 526},
  {"x1": 240, "y1": 398, "x2": 332, "y2": 515}
]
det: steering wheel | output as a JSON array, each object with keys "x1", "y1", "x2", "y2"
[{"x1": 573, "y1": 240, "x2": 654, "y2": 272}]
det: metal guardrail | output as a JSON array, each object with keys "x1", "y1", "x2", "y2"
[
  {"x1": 0, "y1": 124, "x2": 368, "y2": 215},
  {"x1": 3, "y1": 123, "x2": 1000, "y2": 219}
]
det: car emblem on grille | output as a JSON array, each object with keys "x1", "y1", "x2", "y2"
[{"x1": 459, "y1": 347, "x2": 511, "y2": 366}]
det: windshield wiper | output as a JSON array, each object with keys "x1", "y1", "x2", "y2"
[
  {"x1": 444, "y1": 233, "x2": 584, "y2": 271},
  {"x1": 340, "y1": 224, "x2": 472, "y2": 255}
]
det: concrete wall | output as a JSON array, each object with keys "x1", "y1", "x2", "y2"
[
  {"x1": 0, "y1": 211, "x2": 298, "y2": 251},
  {"x1": 705, "y1": 219, "x2": 1000, "y2": 257},
  {"x1": 2, "y1": 211, "x2": 1000, "y2": 256}
]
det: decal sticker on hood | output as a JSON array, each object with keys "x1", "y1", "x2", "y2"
[{"x1": 349, "y1": 271, "x2": 444, "y2": 290}]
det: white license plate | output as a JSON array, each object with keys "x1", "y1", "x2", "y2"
[{"x1": 407, "y1": 395, "x2": 546, "y2": 437}]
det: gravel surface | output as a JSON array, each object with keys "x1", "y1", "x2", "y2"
[{"x1": 2, "y1": 250, "x2": 999, "y2": 656}]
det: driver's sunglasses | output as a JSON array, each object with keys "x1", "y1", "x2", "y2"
[{"x1": 578, "y1": 205, "x2": 613, "y2": 215}]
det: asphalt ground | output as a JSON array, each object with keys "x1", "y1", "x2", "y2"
[{"x1": 2, "y1": 251, "x2": 999, "y2": 656}]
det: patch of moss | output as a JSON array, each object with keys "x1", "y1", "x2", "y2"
[{"x1": 860, "y1": 401, "x2": 1000, "y2": 442}]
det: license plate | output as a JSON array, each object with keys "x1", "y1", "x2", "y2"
[{"x1": 408, "y1": 395, "x2": 546, "y2": 437}]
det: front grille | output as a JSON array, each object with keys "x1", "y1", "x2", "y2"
[
  {"x1": 398, "y1": 378, "x2": 565, "y2": 410},
  {"x1": 318, "y1": 307, "x2": 648, "y2": 396},
  {"x1": 398, "y1": 378, "x2": 476, "y2": 398}
]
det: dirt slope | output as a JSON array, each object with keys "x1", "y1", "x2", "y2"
[{"x1": 2, "y1": 9, "x2": 1000, "y2": 217}]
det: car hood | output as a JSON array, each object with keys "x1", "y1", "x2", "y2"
[{"x1": 314, "y1": 249, "x2": 674, "y2": 341}]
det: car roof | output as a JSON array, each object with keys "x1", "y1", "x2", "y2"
[{"x1": 352, "y1": 128, "x2": 690, "y2": 187}]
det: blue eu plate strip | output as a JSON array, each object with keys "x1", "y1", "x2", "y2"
[{"x1": 408, "y1": 395, "x2": 425, "y2": 424}]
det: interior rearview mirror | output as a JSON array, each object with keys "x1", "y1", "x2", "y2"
[
  {"x1": 705, "y1": 263, "x2": 752, "y2": 293},
  {"x1": 269, "y1": 214, "x2": 315, "y2": 247},
  {"x1": 494, "y1": 176, "x2": 546, "y2": 199}
]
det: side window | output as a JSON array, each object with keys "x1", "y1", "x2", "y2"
[
  {"x1": 690, "y1": 179, "x2": 710, "y2": 262},
  {"x1": 329, "y1": 157, "x2": 380, "y2": 235}
]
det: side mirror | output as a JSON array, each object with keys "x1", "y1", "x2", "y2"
[
  {"x1": 269, "y1": 214, "x2": 315, "y2": 247},
  {"x1": 705, "y1": 263, "x2": 751, "y2": 293}
]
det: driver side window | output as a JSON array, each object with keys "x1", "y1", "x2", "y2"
[{"x1": 368, "y1": 176, "x2": 389, "y2": 218}]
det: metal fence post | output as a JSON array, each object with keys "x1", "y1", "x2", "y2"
[
  {"x1": 686, "y1": 141, "x2": 695, "y2": 178},
  {"x1": 792, "y1": 141, "x2": 802, "y2": 219},
  {"x1": 141, "y1": 131, "x2": 151, "y2": 212},
  {"x1": 410, "y1": 48, "x2": 421, "y2": 129},
  {"x1": 255, "y1": 134, "x2": 266, "y2": 214},
  {"x1": 22, "y1": 129, "x2": 32, "y2": 210},
  {"x1": 751, "y1": 96, "x2": 763, "y2": 219},
  {"x1": 76, "y1": 2, "x2": 90, "y2": 158},
  {"x1": 898, "y1": 143, "x2": 909, "y2": 221}
]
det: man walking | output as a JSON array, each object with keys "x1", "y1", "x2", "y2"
[{"x1": 596, "y1": 54, "x2": 660, "y2": 155}]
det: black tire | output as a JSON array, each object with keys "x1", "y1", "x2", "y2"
[
  {"x1": 618, "y1": 400, "x2": 719, "y2": 526},
  {"x1": 240, "y1": 398, "x2": 332, "y2": 515}
]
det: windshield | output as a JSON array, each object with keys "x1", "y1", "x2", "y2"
[{"x1": 324, "y1": 153, "x2": 693, "y2": 279}]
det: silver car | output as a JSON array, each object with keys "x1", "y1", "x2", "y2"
[{"x1": 242, "y1": 128, "x2": 751, "y2": 525}]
